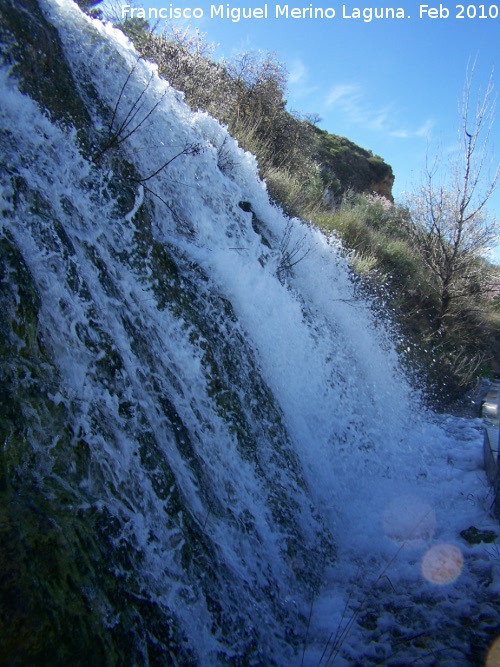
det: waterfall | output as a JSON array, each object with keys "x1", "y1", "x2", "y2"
[{"x1": 0, "y1": 1, "x2": 495, "y2": 665}]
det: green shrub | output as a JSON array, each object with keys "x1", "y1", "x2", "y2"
[
  {"x1": 381, "y1": 239, "x2": 418, "y2": 281},
  {"x1": 350, "y1": 251, "x2": 379, "y2": 276},
  {"x1": 265, "y1": 165, "x2": 323, "y2": 218}
]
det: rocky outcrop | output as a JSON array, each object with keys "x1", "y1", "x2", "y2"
[{"x1": 312, "y1": 127, "x2": 395, "y2": 202}]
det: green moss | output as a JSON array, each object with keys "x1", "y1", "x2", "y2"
[
  {"x1": 0, "y1": 238, "x2": 116, "y2": 665},
  {"x1": 0, "y1": 225, "x2": 205, "y2": 664}
]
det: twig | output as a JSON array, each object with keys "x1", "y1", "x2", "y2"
[
  {"x1": 202, "y1": 501, "x2": 213, "y2": 533},
  {"x1": 134, "y1": 143, "x2": 203, "y2": 183},
  {"x1": 137, "y1": 182, "x2": 185, "y2": 227},
  {"x1": 95, "y1": 57, "x2": 168, "y2": 157},
  {"x1": 301, "y1": 595, "x2": 315, "y2": 667}
]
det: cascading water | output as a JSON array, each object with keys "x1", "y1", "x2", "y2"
[{"x1": 1, "y1": 1, "x2": 498, "y2": 665}]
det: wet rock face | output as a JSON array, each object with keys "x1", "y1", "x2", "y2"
[
  {"x1": 0, "y1": 1, "x2": 338, "y2": 663},
  {"x1": 0, "y1": 0, "x2": 91, "y2": 133}
]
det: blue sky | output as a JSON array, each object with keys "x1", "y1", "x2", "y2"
[{"x1": 113, "y1": 0, "x2": 499, "y2": 258}]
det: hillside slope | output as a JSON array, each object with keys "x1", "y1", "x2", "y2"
[{"x1": 115, "y1": 15, "x2": 395, "y2": 207}]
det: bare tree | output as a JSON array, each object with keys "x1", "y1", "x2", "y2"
[{"x1": 405, "y1": 62, "x2": 499, "y2": 330}]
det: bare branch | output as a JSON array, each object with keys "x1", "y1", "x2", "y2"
[
  {"x1": 133, "y1": 142, "x2": 203, "y2": 183},
  {"x1": 95, "y1": 57, "x2": 167, "y2": 158},
  {"x1": 405, "y1": 64, "x2": 499, "y2": 329}
]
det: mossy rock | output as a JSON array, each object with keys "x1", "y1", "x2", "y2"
[{"x1": 460, "y1": 526, "x2": 498, "y2": 545}]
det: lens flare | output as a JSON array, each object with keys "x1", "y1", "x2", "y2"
[
  {"x1": 382, "y1": 494, "x2": 436, "y2": 548},
  {"x1": 421, "y1": 543, "x2": 463, "y2": 585},
  {"x1": 487, "y1": 637, "x2": 500, "y2": 666}
]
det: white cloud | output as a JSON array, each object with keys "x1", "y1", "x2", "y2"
[
  {"x1": 390, "y1": 119, "x2": 435, "y2": 139},
  {"x1": 324, "y1": 82, "x2": 434, "y2": 141},
  {"x1": 287, "y1": 58, "x2": 320, "y2": 102},
  {"x1": 288, "y1": 58, "x2": 307, "y2": 85},
  {"x1": 325, "y1": 83, "x2": 361, "y2": 108}
]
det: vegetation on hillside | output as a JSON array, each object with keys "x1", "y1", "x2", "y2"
[
  {"x1": 89, "y1": 7, "x2": 500, "y2": 405},
  {"x1": 115, "y1": 17, "x2": 394, "y2": 209},
  {"x1": 317, "y1": 193, "x2": 500, "y2": 404}
]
